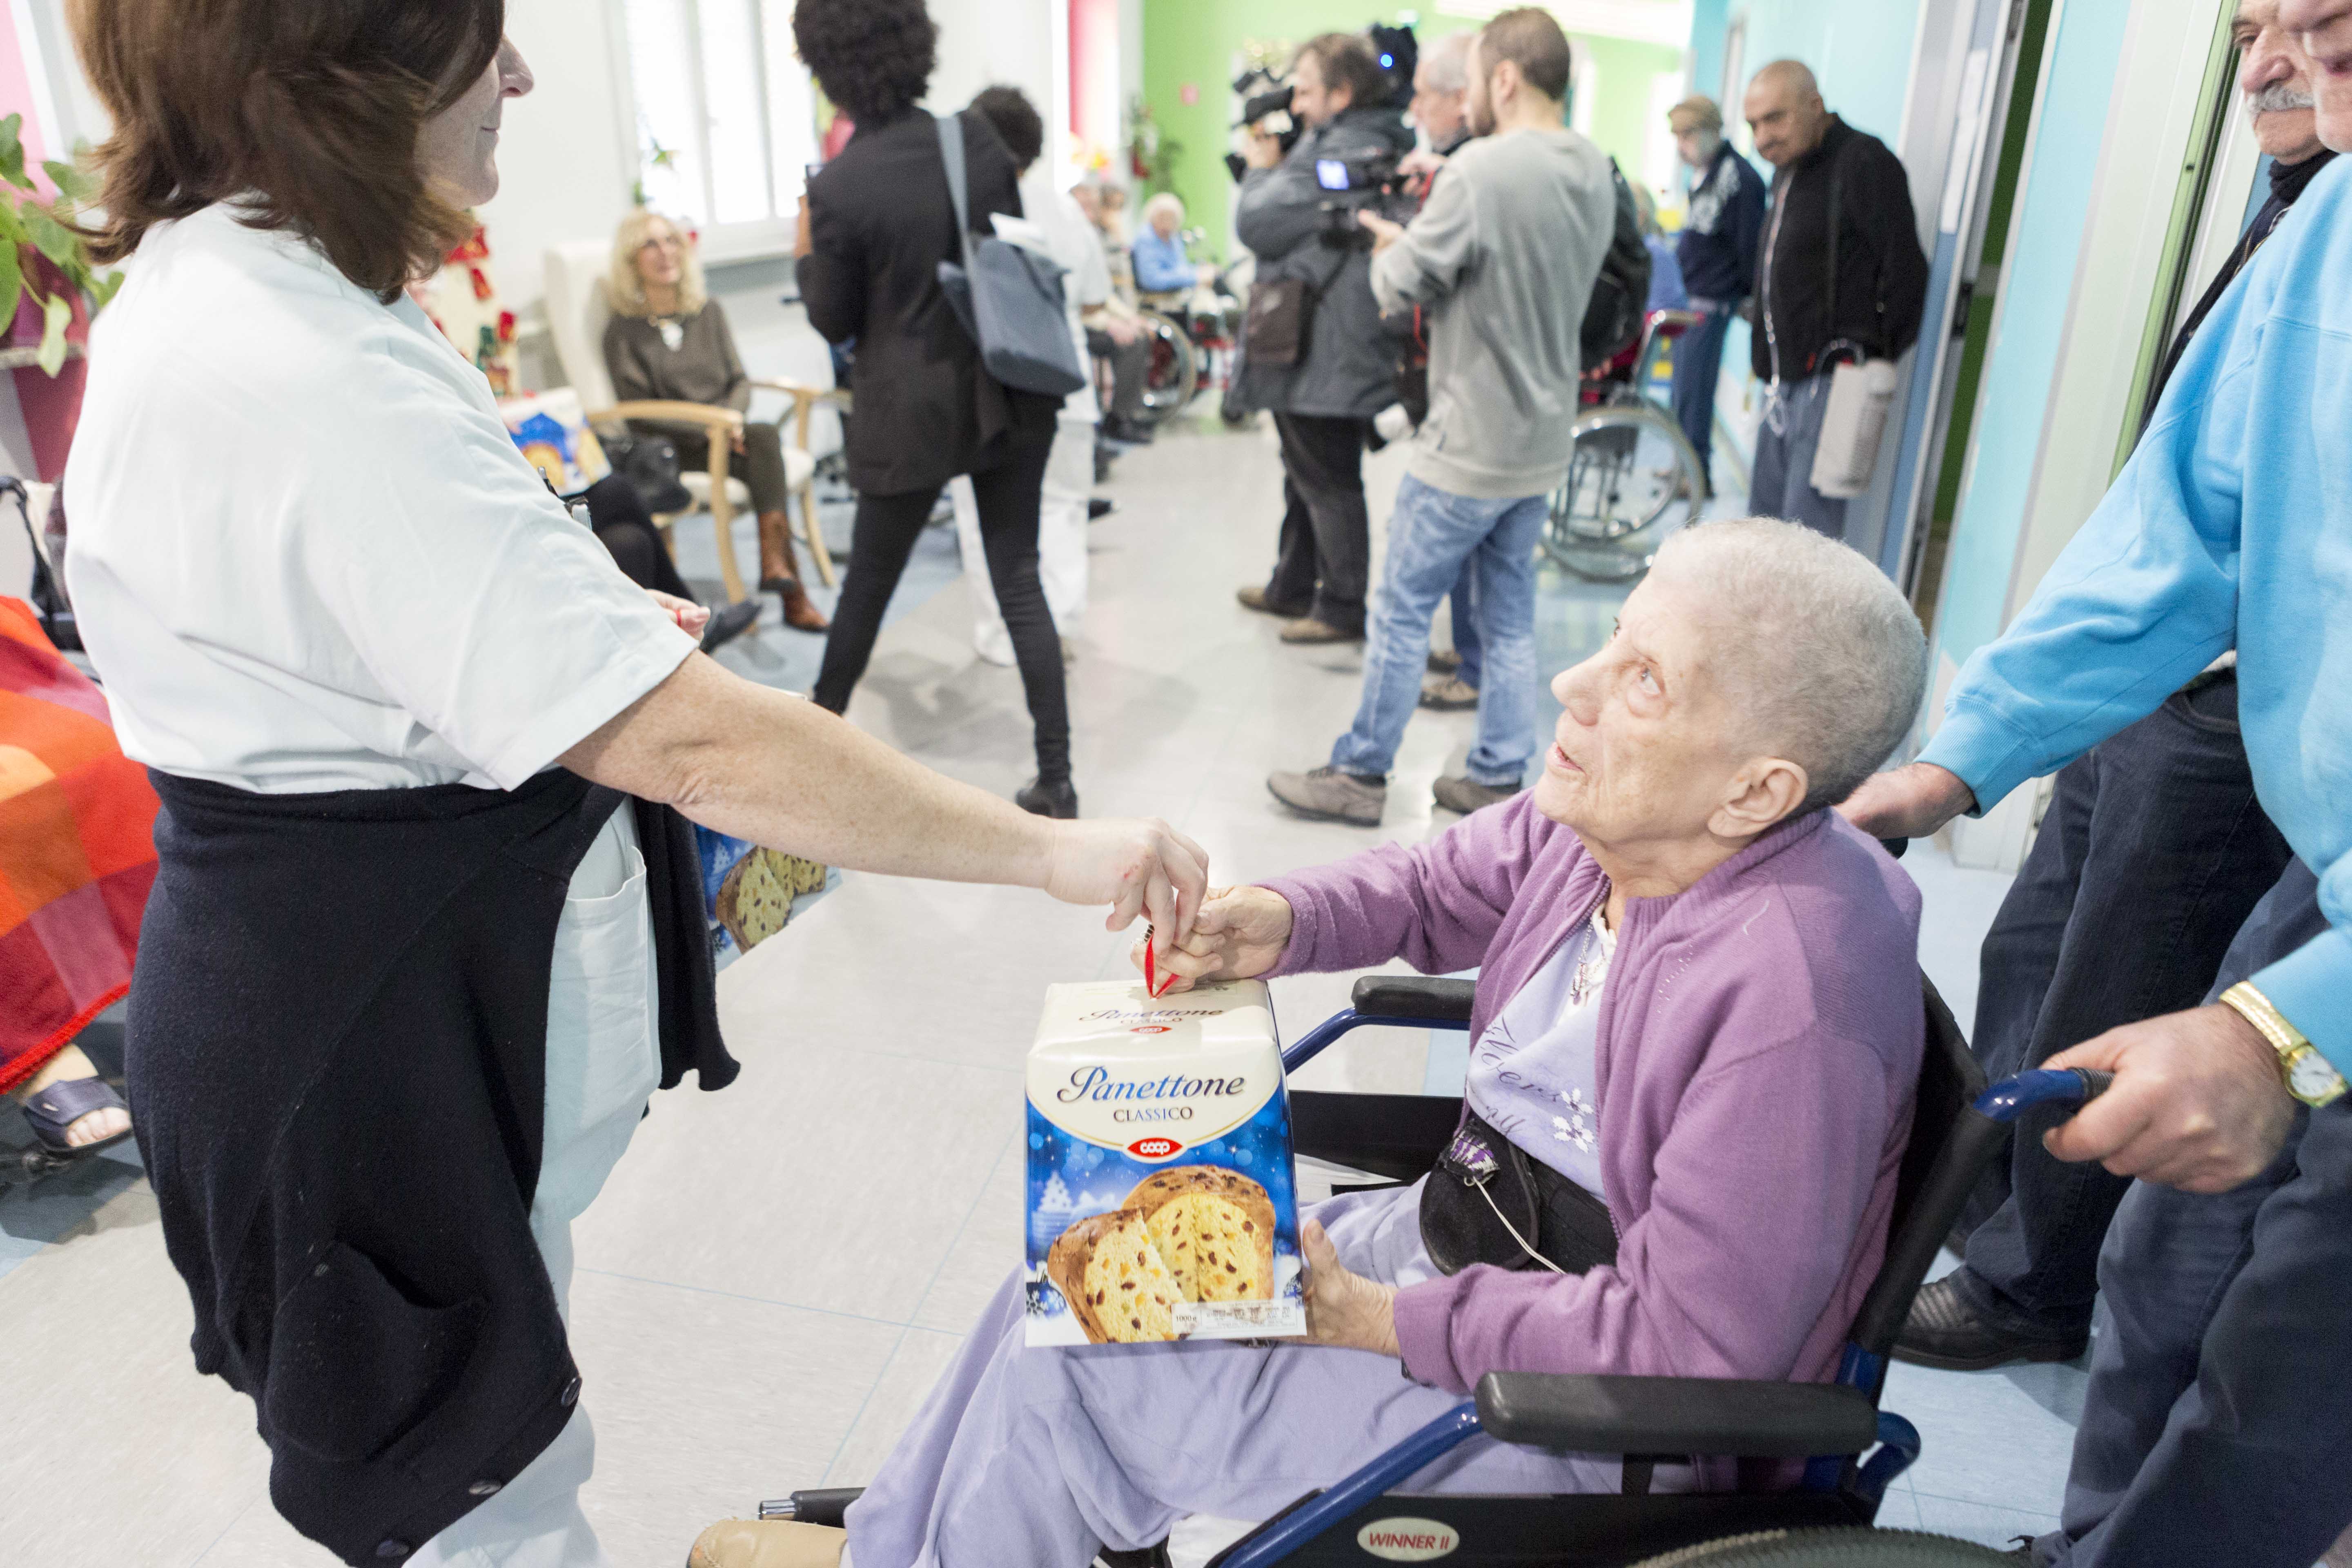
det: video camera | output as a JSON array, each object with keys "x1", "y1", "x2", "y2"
[{"x1": 1312, "y1": 145, "x2": 1415, "y2": 247}]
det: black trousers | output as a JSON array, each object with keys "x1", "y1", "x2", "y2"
[
  {"x1": 2042, "y1": 861, "x2": 2349, "y2": 1568},
  {"x1": 1087, "y1": 328, "x2": 1151, "y2": 423},
  {"x1": 584, "y1": 476, "x2": 695, "y2": 601},
  {"x1": 813, "y1": 440, "x2": 1069, "y2": 781},
  {"x1": 1955, "y1": 673, "x2": 2292, "y2": 1334},
  {"x1": 1264, "y1": 413, "x2": 1370, "y2": 635}
]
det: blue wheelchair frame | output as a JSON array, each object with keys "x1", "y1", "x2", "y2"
[{"x1": 1207, "y1": 999, "x2": 2107, "y2": 1568}]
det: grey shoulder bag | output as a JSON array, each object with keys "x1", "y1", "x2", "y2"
[{"x1": 934, "y1": 112, "x2": 1088, "y2": 396}]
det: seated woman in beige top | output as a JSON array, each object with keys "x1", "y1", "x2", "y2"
[{"x1": 602, "y1": 208, "x2": 828, "y2": 631}]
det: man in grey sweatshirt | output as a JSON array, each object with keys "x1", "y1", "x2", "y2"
[{"x1": 1271, "y1": 7, "x2": 1615, "y2": 826}]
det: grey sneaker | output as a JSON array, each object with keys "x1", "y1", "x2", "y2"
[
  {"x1": 1432, "y1": 775, "x2": 1522, "y2": 815},
  {"x1": 1278, "y1": 617, "x2": 1363, "y2": 645},
  {"x1": 1420, "y1": 674, "x2": 1480, "y2": 710},
  {"x1": 1268, "y1": 766, "x2": 1386, "y2": 825},
  {"x1": 1427, "y1": 647, "x2": 1462, "y2": 676}
]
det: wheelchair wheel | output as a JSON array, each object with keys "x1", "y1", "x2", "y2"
[
  {"x1": 1631, "y1": 1527, "x2": 2025, "y2": 1566},
  {"x1": 1136, "y1": 310, "x2": 1198, "y2": 421},
  {"x1": 1539, "y1": 403, "x2": 1706, "y2": 584}
]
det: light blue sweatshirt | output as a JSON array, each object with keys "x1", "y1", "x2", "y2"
[{"x1": 1920, "y1": 157, "x2": 2352, "y2": 1072}]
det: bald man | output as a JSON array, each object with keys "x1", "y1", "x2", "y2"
[{"x1": 1740, "y1": 60, "x2": 1927, "y2": 540}]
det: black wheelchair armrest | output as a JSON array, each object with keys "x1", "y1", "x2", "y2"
[
  {"x1": 1350, "y1": 974, "x2": 1477, "y2": 1024},
  {"x1": 1475, "y1": 1372, "x2": 1880, "y2": 1459}
]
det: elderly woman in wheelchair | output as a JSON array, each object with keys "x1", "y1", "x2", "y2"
[{"x1": 699, "y1": 518, "x2": 1934, "y2": 1568}]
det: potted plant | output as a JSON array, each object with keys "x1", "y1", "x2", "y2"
[{"x1": 3, "y1": 114, "x2": 122, "y2": 481}]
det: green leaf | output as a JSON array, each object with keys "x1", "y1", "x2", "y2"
[
  {"x1": 0, "y1": 243, "x2": 20, "y2": 335},
  {"x1": 88, "y1": 268, "x2": 123, "y2": 312},
  {"x1": 42, "y1": 159, "x2": 95, "y2": 205},
  {"x1": 38, "y1": 292, "x2": 71, "y2": 375},
  {"x1": 23, "y1": 205, "x2": 74, "y2": 269},
  {"x1": 0, "y1": 115, "x2": 27, "y2": 192}
]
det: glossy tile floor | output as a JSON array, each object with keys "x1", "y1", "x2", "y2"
[{"x1": 0, "y1": 410, "x2": 2091, "y2": 1565}]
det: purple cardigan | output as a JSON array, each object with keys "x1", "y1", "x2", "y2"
[{"x1": 1262, "y1": 799, "x2": 1923, "y2": 1395}]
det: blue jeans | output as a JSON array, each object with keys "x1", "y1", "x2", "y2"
[
  {"x1": 1669, "y1": 301, "x2": 1734, "y2": 477},
  {"x1": 1448, "y1": 565, "x2": 1483, "y2": 690},
  {"x1": 1953, "y1": 675, "x2": 2290, "y2": 1334},
  {"x1": 2038, "y1": 861, "x2": 2352, "y2": 1568},
  {"x1": 1330, "y1": 474, "x2": 1546, "y2": 786},
  {"x1": 1748, "y1": 370, "x2": 1846, "y2": 539}
]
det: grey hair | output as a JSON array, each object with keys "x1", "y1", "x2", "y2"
[
  {"x1": 1141, "y1": 190, "x2": 1186, "y2": 229},
  {"x1": 1653, "y1": 518, "x2": 1928, "y2": 815},
  {"x1": 1421, "y1": 31, "x2": 1473, "y2": 94}
]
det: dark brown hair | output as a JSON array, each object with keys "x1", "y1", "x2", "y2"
[
  {"x1": 1479, "y1": 7, "x2": 1574, "y2": 102},
  {"x1": 71, "y1": 0, "x2": 504, "y2": 298},
  {"x1": 1292, "y1": 33, "x2": 1385, "y2": 112}
]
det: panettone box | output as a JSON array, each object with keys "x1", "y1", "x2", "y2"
[{"x1": 1024, "y1": 978, "x2": 1307, "y2": 1345}]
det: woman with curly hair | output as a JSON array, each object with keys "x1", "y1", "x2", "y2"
[
  {"x1": 792, "y1": 0, "x2": 1080, "y2": 818},
  {"x1": 602, "y1": 207, "x2": 830, "y2": 632}
]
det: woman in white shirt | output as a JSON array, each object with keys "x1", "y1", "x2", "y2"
[{"x1": 60, "y1": 6, "x2": 1205, "y2": 1567}]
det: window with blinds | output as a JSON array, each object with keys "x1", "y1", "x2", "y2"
[{"x1": 621, "y1": 0, "x2": 820, "y2": 250}]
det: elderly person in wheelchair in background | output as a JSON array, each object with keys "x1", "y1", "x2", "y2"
[{"x1": 697, "y1": 517, "x2": 1931, "y2": 1568}]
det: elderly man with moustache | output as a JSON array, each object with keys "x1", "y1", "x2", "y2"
[
  {"x1": 1846, "y1": 1, "x2": 2352, "y2": 1559},
  {"x1": 1741, "y1": 60, "x2": 1929, "y2": 540},
  {"x1": 1893, "y1": 0, "x2": 2334, "y2": 1379}
]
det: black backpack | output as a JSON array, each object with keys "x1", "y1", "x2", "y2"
[{"x1": 1579, "y1": 158, "x2": 1652, "y2": 370}]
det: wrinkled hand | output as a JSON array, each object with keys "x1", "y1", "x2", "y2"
[
  {"x1": 1302, "y1": 1220, "x2": 1399, "y2": 1357},
  {"x1": 2042, "y1": 1005, "x2": 2298, "y2": 1192},
  {"x1": 1128, "y1": 885, "x2": 1293, "y2": 994},
  {"x1": 1357, "y1": 209, "x2": 1405, "y2": 254},
  {"x1": 646, "y1": 589, "x2": 710, "y2": 639},
  {"x1": 1243, "y1": 129, "x2": 1285, "y2": 170},
  {"x1": 1836, "y1": 762, "x2": 1976, "y2": 842},
  {"x1": 1042, "y1": 819, "x2": 1211, "y2": 958}
]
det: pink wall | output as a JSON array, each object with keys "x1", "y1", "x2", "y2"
[
  {"x1": 1068, "y1": 0, "x2": 1119, "y2": 155},
  {"x1": 0, "y1": 2, "x2": 56, "y2": 186}
]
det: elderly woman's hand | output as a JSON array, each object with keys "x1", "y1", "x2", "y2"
[
  {"x1": 1127, "y1": 884, "x2": 1292, "y2": 993},
  {"x1": 1302, "y1": 1219, "x2": 1399, "y2": 1357},
  {"x1": 645, "y1": 589, "x2": 710, "y2": 639}
]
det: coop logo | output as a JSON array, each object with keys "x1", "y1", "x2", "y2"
[
  {"x1": 1355, "y1": 1518, "x2": 1460, "y2": 1561},
  {"x1": 1131, "y1": 1025, "x2": 1172, "y2": 1034},
  {"x1": 1126, "y1": 1136, "x2": 1184, "y2": 1160}
]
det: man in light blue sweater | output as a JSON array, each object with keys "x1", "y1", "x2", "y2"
[{"x1": 1845, "y1": 4, "x2": 2352, "y2": 1555}]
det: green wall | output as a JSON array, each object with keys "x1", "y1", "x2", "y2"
[{"x1": 1140, "y1": 0, "x2": 1685, "y2": 256}]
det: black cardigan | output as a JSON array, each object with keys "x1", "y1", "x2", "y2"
[
  {"x1": 795, "y1": 108, "x2": 1061, "y2": 496},
  {"x1": 1751, "y1": 116, "x2": 1931, "y2": 381},
  {"x1": 127, "y1": 768, "x2": 734, "y2": 1565}
]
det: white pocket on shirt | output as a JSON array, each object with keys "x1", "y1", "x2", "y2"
[{"x1": 539, "y1": 840, "x2": 662, "y2": 1214}]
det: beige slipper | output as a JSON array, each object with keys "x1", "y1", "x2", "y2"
[{"x1": 687, "y1": 1519, "x2": 847, "y2": 1568}]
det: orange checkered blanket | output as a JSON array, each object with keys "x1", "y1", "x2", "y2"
[{"x1": 0, "y1": 597, "x2": 158, "y2": 1094}]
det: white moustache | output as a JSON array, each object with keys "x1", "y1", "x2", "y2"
[{"x1": 2247, "y1": 83, "x2": 2317, "y2": 116}]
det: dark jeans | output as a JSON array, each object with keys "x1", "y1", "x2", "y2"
[
  {"x1": 669, "y1": 419, "x2": 795, "y2": 515},
  {"x1": 1954, "y1": 674, "x2": 2291, "y2": 1336},
  {"x1": 1669, "y1": 301, "x2": 1733, "y2": 477},
  {"x1": 1748, "y1": 371, "x2": 1845, "y2": 539},
  {"x1": 584, "y1": 475, "x2": 695, "y2": 601},
  {"x1": 2040, "y1": 861, "x2": 2349, "y2": 1568},
  {"x1": 1264, "y1": 413, "x2": 1370, "y2": 635},
  {"x1": 813, "y1": 440, "x2": 1069, "y2": 781}
]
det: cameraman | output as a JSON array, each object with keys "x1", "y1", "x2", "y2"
[
  {"x1": 1269, "y1": 8, "x2": 1615, "y2": 826},
  {"x1": 1232, "y1": 33, "x2": 1414, "y2": 645}
]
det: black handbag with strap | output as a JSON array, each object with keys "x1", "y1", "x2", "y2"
[{"x1": 1419, "y1": 1110, "x2": 1619, "y2": 1277}]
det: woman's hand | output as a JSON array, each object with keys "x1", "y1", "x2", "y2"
[
  {"x1": 1302, "y1": 1219, "x2": 1400, "y2": 1358},
  {"x1": 1041, "y1": 818, "x2": 1212, "y2": 956},
  {"x1": 1127, "y1": 885, "x2": 1293, "y2": 993},
  {"x1": 645, "y1": 589, "x2": 710, "y2": 639}
]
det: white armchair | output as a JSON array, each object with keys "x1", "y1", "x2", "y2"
[{"x1": 541, "y1": 240, "x2": 838, "y2": 602}]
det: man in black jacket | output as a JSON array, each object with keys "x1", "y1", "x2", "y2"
[
  {"x1": 1667, "y1": 94, "x2": 1763, "y2": 497},
  {"x1": 1232, "y1": 33, "x2": 1415, "y2": 644},
  {"x1": 1742, "y1": 60, "x2": 1928, "y2": 541}
]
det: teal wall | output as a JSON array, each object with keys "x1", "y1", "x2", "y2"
[
  {"x1": 1687, "y1": 0, "x2": 1731, "y2": 109},
  {"x1": 1726, "y1": 0, "x2": 1919, "y2": 148},
  {"x1": 1930, "y1": 0, "x2": 2132, "y2": 673}
]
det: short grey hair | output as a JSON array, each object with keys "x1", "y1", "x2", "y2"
[
  {"x1": 1421, "y1": 31, "x2": 1473, "y2": 94},
  {"x1": 1141, "y1": 191, "x2": 1185, "y2": 229},
  {"x1": 1653, "y1": 518, "x2": 1928, "y2": 814}
]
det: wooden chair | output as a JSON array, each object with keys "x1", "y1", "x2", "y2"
[{"x1": 541, "y1": 240, "x2": 838, "y2": 603}]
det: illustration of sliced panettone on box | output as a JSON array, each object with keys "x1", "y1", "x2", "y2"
[
  {"x1": 1123, "y1": 1165, "x2": 1276, "y2": 1303},
  {"x1": 714, "y1": 845, "x2": 831, "y2": 954},
  {"x1": 1047, "y1": 1209, "x2": 1185, "y2": 1344}
]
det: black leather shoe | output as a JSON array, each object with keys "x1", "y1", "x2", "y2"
[
  {"x1": 699, "y1": 597, "x2": 762, "y2": 654},
  {"x1": 1893, "y1": 1275, "x2": 2088, "y2": 1371},
  {"x1": 1016, "y1": 776, "x2": 1079, "y2": 818}
]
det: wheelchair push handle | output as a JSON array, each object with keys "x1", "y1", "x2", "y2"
[
  {"x1": 759, "y1": 1487, "x2": 862, "y2": 1526},
  {"x1": 1974, "y1": 1067, "x2": 2114, "y2": 1124}
]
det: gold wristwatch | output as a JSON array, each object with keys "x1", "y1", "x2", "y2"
[{"x1": 2220, "y1": 982, "x2": 2348, "y2": 1108}]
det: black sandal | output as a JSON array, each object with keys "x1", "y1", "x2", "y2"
[{"x1": 20, "y1": 1074, "x2": 134, "y2": 1160}]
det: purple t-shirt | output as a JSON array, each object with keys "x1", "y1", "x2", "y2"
[{"x1": 1464, "y1": 902, "x2": 1615, "y2": 1194}]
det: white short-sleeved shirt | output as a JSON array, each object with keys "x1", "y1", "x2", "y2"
[{"x1": 64, "y1": 202, "x2": 697, "y2": 795}]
